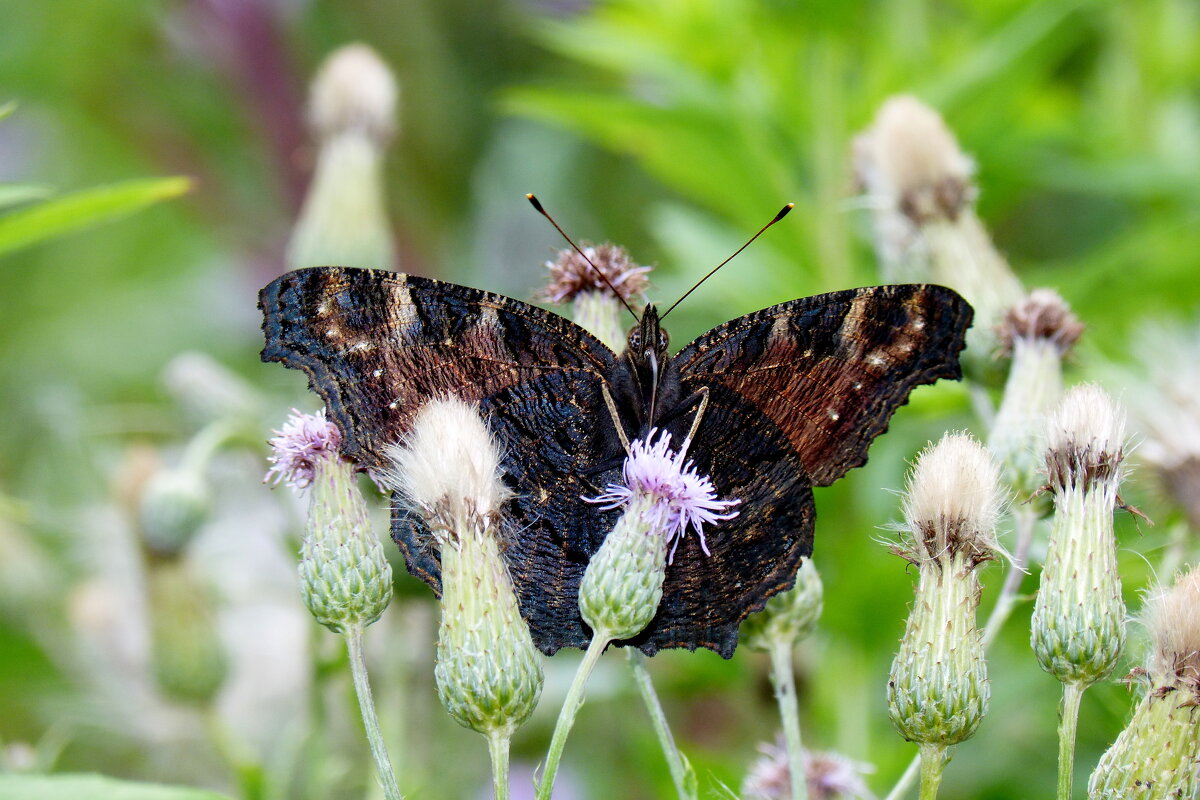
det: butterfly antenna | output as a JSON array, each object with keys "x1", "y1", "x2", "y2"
[
  {"x1": 660, "y1": 203, "x2": 795, "y2": 320},
  {"x1": 526, "y1": 193, "x2": 640, "y2": 321}
]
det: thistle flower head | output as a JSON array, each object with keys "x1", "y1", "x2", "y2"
[
  {"x1": 139, "y1": 467, "x2": 211, "y2": 556},
  {"x1": 740, "y1": 557, "x2": 823, "y2": 651},
  {"x1": 539, "y1": 243, "x2": 651, "y2": 305},
  {"x1": 384, "y1": 397, "x2": 542, "y2": 735},
  {"x1": 997, "y1": 289, "x2": 1085, "y2": 358},
  {"x1": 1144, "y1": 566, "x2": 1200, "y2": 691},
  {"x1": 265, "y1": 408, "x2": 342, "y2": 490},
  {"x1": 897, "y1": 432, "x2": 1006, "y2": 568},
  {"x1": 309, "y1": 43, "x2": 398, "y2": 145},
  {"x1": 383, "y1": 397, "x2": 510, "y2": 537},
  {"x1": 742, "y1": 738, "x2": 875, "y2": 800},
  {"x1": 587, "y1": 430, "x2": 740, "y2": 563},
  {"x1": 1045, "y1": 383, "x2": 1127, "y2": 494},
  {"x1": 853, "y1": 95, "x2": 975, "y2": 224}
]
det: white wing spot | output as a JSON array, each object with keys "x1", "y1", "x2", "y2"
[
  {"x1": 388, "y1": 401, "x2": 398, "y2": 409},
  {"x1": 803, "y1": 349, "x2": 814, "y2": 358},
  {"x1": 372, "y1": 369, "x2": 383, "y2": 378},
  {"x1": 911, "y1": 318, "x2": 926, "y2": 331},
  {"x1": 317, "y1": 302, "x2": 330, "y2": 315},
  {"x1": 325, "y1": 327, "x2": 339, "y2": 338},
  {"x1": 853, "y1": 381, "x2": 863, "y2": 390},
  {"x1": 897, "y1": 342, "x2": 914, "y2": 353},
  {"x1": 868, "y1": 352, "x2": 886, "y2": 367},
  {"x1": 828, "y1": 410, "x2": 840, "y2": 421}
]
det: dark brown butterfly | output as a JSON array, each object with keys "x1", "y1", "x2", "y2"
[{"x1": 260, "y1": 264, "x2": 971, "y2": 657}]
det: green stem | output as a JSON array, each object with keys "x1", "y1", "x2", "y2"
[
  {"x1": 1057, "y1": 682, "x2": 1084, "y2": 800},
  {"x1": 537, "y1": 633, "x2": 609, "y2": 800},
  {"x1": 917, "y1": 743, "x2": 948, "y2": 800},
  {"x1": 627, "y1": 649, "x2": 694, "y2": 799},
  {"x1": 769, "y1": 638, "x2": 808, "y2": 800},
  {"x1": 487, "y1": 729, "x2": 512, "y2": 800},
  {"x1": 345, "y1": 624, "x2": 403, "y2": 800}
]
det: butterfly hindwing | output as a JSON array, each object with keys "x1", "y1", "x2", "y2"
[{"x1": 675, "y1": 284, "x2": 972, "y2": 486}]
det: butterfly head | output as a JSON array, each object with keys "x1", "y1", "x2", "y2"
[{"x1": 626, "y1": 304, "x2": 670, "y2": 363}]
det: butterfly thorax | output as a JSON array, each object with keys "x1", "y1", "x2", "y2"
[{"x1": 607, "y1": 304, "x2": 685, "y2": 441}]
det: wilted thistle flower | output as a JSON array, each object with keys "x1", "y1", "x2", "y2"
[
  {"x1": 267, "y1": 408, "x2": 392, "y2": 633},
  {"x1": 741, "y1": 557, "x2": 823, "y2": 652},
  {"x1": 287, "y1": 43, "x2": 398, "y2": 269},
  {"x1": 1088, "y1": 566, "x2": 1200, "y2": 799},
  {"x1": 540, "y1": 243, "x2": 650, "y2": 351},
  {"x1": 385, "y1": 397, "x2": 542, "y2": 738},
  {"x1": 743, "y1": 738, "x2": 876, "y2": 800},
  {"x1": 989, "y1": 289, "x2": 1085, "y2": 493},
  {"x1": 1031, "y1": 384, "x2": 1127, "y2": 688},
  {"x1": 853, "y1": 96, "x2": 1023, "y2": 375},
  {"x1": 1126, "y1": 320, "x2": 1200, "y2": 532},
  {"x1": 581, "y1": 430, "x2": 740, "y2": 641},
  {"x1": 887, "y1": 433, "x2": 1004, "y2": 794}
]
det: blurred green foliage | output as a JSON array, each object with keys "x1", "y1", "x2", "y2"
[{"x1": 0, "y1": 0, "x2": 1196, "y2": 798}]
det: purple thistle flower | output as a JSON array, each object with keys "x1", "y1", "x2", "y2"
[
  {"x1": 264, "y1": 408, "x2": 342, "y2": 490},
  {"x1": 586, "y1": 430, "x2": 740, "y2": 563}
]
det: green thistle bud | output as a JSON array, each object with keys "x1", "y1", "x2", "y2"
[
  {"x1": 1088, "y1": 566, "x2": 1200, "y2": 799},
  {"x1": 988, "y1": 290, "x2": 1085, "y2": 494},
  {"x1": 887, "y1": 433, "x2": 1004, "y2": 748},
  {"x1": 386, "y1": 397, "x2": 542, "y2": 735},
  {"x1": 1031, "y1": 384, "x2": 1127, "y2": 687},
  {"x1": 139, "y1": 466, "x2": 210, "y2": 557},
  {"x1": 147, "y1": 560, "x2": 227, "y2": 703},
  {"x1": 268, "y1": 409, "x2": 393, "y2": 633},
  {"x1": 740, "y1": 558, "x2": 823, "y2": 652},
  {"x1": 288, "y1": 44, "x2": 397, "y2": 270},
  {"x1": 579, "y1": 493, "x2": 669, "y2": 640},
  {"x1": 581, "y1": 431, "x2": 739, "y2": 643}
]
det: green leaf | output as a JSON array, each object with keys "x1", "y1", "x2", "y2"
[
  {"x1": 0, "y1": 176, "x2": 191, "y2": 258},
  {"x1": 0, "y1": 774, "x2": 234, "y2": 800},
  {"x1": 0, "y1": 184, "x2": 55, "y2": 210}
]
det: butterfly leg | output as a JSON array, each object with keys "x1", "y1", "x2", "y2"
[
  {"x1": 681, "y1": 386, "x2": 710, "y2": 451},
  {"x1": 601, "y1": 383, "x2": 632, "y2": 454}
]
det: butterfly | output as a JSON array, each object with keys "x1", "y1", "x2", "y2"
[{"x1": 260, "y1": 265, "x2": 971, "y2": 658}]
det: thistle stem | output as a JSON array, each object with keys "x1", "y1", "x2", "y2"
[
  {"x1": 917, "y1": 743, "x2": 948, "y2": 800},
  {"x1": 1056, "y1": 682, "x2": 1084, "y2": 800},
  {"x1": 627, "y1": 649, "x2": 695, "y2": 800},
  {"x1": 345, "y1": 624, "x2": 403, "y2": 800},
  {"x1": 487, "y1": 729, "x2": 512, "y2": 800},
  {"x1": 769, "y1": 638, "x2": 809, "y2": 800},
  {"x1": 537, "y1": 633, "x2": 609, "y2": 800}
]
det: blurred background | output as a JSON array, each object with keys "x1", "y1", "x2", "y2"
[{"x1": 1, "y1": 0, "x2": 1198, "y2": 798}]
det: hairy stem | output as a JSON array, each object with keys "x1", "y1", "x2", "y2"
[
  {"x1": 346, "y1": 624, "x2": 403, "y2": 800},
  {"x1": 917, "y1": 743, "x2": 948, "y2": 800},
  {"x1": 488, "y1": 729, "x2": 512, "y2": 800},
  {"x1": 627, "y1": 649, "x2": 694, "y2": 799},
  {"x1": 769, "y1": 638, "x2": 808, "y2": 800},
  {"x1": 1057, "y1": 682, "x2": 1084, "y2": 800},
  {"x1": 537, "y1": 633, "x2": 609, "y2": 800}
]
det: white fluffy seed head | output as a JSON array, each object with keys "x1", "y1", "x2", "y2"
[
  {"x1": 383, "y1": 397, "x2": 509, "y2": 524},
  {"x1": 1045, "y1": 384, "x2": 1128, "y2": 492},
  {"x1": 309, "y1": 43, "x2": 398, "y2": 144},
  {"x1": 853, "y1": 95, "x2": 975, "y2": 223},
  {"x1": 1144, "y1": 565, "x2": 1200, "y2": 689},
  {"x1": 900, "y1": 432, "x2": 1005, "y2": 566}
]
